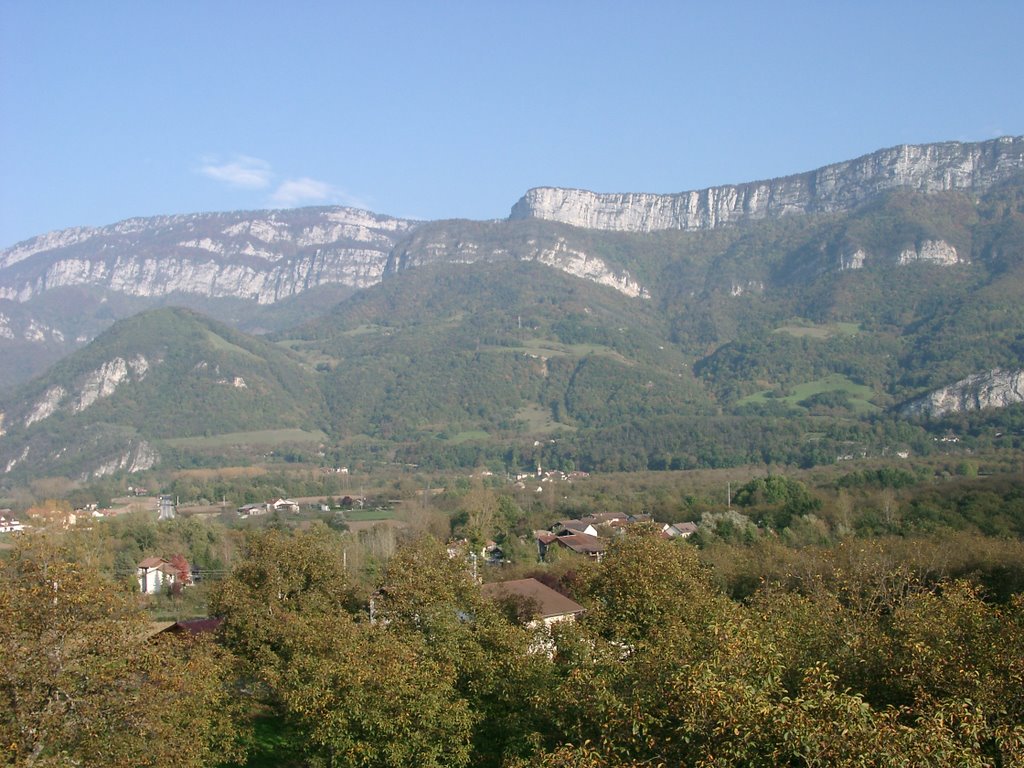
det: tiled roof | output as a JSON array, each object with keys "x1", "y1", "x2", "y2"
[
  {"x1": 559, "y1": 519, "x2": 595, "y2": 533},
  {"x1": 589, "y1": 512, "x2": 626, "y2": 524},
  {"x1": 555, "y1": 532, "x2": 607, "y2": 555},
  {"x1": 481, "y1": 578, "x2": 584, "y2": 619}
]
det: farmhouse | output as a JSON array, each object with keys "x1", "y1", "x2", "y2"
[
  {"x1": 552, "y1": 518, "x2": 599, "y2": 537},
  {"x1": 664, "y1": 521, "x2": 699, "y2": 538},
  {"x1": 137, "y1": 555, "x2": 192, "y2": 594},
  {"x1": 554, "y1": 532, "x2": 607, "y2": 560}
]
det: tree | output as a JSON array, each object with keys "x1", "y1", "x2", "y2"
[
  {"x1": 886, "y1": 582, "x2": 1024, "y2": 745},
  {"x1": 279, "y1": 616, "x2": 476, "y2": 768},
  {"x1": 209, "y1": 524, "x2": 356, "y2": 681},
  {"x1": 545, "y1": 530, "x2": 740, "y2": 764},
  {"x1": 211, "y1": 528, "x2": 476, "y2": 766},
  {"x1": 576, "y1": 527, "x2": 731, "y2": 650},
  {"x1": 0, "y1": 538, "x2": 243, "y2": 767},
  {"x1": 459, "y1": 482, "x2": 499, "y2": 550},
  {"x1": 733, "y1": 475, "x2": 821, "y2": 529},
  {"x1": 374, "y1": 537, "x2": 554, "y2": 767}
]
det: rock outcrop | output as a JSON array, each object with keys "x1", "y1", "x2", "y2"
[
  {"x1": 386, "y1": 228, "x2": 648, "y2": 298},
  {"x1": 897, "y1": 240, "x2": 962, "y2": 266},
  {"x1": 22, "y1": 355, "x2": 154, "y2": 430},
  {"x1": 91, "y1": 440, "x2": 159, "y2": 478},
  {"x1": 510, "y1": 136, "x2": 1024, "y2": 232},
  {"x1": 0, "y1": 207, "x2": 419, "y2": 304},
  {"x1": 901, "y1": 368, "x2": 1024, "y2": 418}
]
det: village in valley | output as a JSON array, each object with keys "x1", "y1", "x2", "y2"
[{"x1": 1, "y1": 460, "x2": 719, "y2": 646}]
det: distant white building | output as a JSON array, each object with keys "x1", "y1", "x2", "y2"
[
  {"x1": 237, "y1": 503, "x2": 269, "y2": 517},
  {"x1": 137, "y1": 555, "x2": 191, "y2": 594},
  {"x1": 0, "y1": 515, "x2": 25, "y2": 533}
]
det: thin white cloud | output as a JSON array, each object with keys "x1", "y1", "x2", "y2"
[
  {"x1": 270, "y1": 177, "x2": 341, "y2": 207},
  {"x1": 197, "y1": 155, "x2": 367, "y2": 210},
  {"x1": 199, "y1": 155, "x2": 273, "y2": 189}
]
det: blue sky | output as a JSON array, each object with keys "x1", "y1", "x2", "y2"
[{"x1": 1, "y1": 1, "x2": 1022, "y2": 248}]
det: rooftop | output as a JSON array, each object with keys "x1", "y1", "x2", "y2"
[{"x1": 481, "y1": 578, "x2": 584, "y2": 620}]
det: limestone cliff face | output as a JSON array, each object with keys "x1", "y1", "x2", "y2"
[
  {"x1": 0, "y1": 207, "x2": 419, "y2": 304},
  {"x1": 386, "y1": 226, "x2": 648, "y2": 298},
  {"x1": 510, "y1": 136, "x2": 1024, "y2": 232},
  {"x1": 0, "y1": 200, "x2": 650, "y2": 320},
  {"x1": 90, "y1": 440, "x2": 159, "y2": 477},
  {"x1": 901, "y1": 368, "x2": 1024, "y2": 418},
  {"x1": 23, "y1": 354, "x2": 153, "y2": 429},
  {"x1": 1, "y1": 350, "x2": 163, "y2": 477},
  {"x1": 1, "y1": 438, "x2": 159, "y2": 478},
  {"x1": 897, "y1": 240, "x2": 962, "y2": 266},
  {"x1": 5, "y1": 136, "x2": 1018, "y2": 312}
]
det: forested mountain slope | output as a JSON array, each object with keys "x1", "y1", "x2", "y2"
[{"x1": 2, "y1": 138, "x2": 1024, "y2": 480}]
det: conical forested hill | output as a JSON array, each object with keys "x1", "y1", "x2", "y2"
[{"x1": 0, "y1": 307, "x2": 324, "y2": 479}]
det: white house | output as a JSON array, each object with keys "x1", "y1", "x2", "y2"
[
  {"x1": 552, "y1": 519, "x2": 599, "y2": 537},
  {"x1": 271, "y1": 498, "x2": 301, "y2": 514},
  {"x1": 237, "y1": 503, "x2": 269, "y2": 517},
  {"x1": 0, "y1": 515, "x2": 25, "y2": 533},
  {"x1": 137, "y1": 556, "x2": 191, "y2": 594}
]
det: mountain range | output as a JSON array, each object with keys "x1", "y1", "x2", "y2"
[{"x1": 2, "y1": 135, "x2": 1023, "y2": 481}]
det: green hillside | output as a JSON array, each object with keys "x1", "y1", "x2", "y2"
[
  {"x1": 284, "y1": 260, "x2": 709, "y2": 439},
  {"x1": 0, "y1": 308, "x2": 324, "y2": 479}
]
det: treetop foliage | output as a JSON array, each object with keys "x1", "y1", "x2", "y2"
[{"x1": 0, "y1": 537, "x2": 243, "y2": 767}]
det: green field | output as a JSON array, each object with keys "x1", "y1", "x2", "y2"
[
  {"x1": 441, "y1": 429, "x2": 491, "y2": 444},
  {"x1": 489, "y1": 338, "x2": 633, "y2": 365},
  {"x1": 774, "y1": 321, "x2": 861, "y2": 339},
  {"x1": 342, "y1": 508, "x2": 396, "y2": 522},
  {"x1": 164, "y1": 428, "x2": 328, "y2": 449},
  {"x1": 203, "y1": 329, "x2": 263, "y2": 360},
  {"x1": 739, "y1": 373, "x2": 879, "y2": 415},
  {"x1": 514, "y1": 403, "x2": 575, "y2": 434}
]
